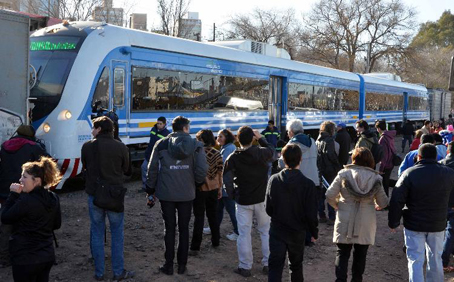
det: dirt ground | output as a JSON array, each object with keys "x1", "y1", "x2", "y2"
[{"x1": 1, "y1": 136, "x2": 454, "y2": 282}]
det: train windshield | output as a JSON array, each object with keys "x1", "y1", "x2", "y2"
[{"x1": 29, "y1": 36, "x2": 81, "y2": 122}]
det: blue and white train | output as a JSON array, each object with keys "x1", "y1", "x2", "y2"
[{"x1": 29, "y1": 22, "x2": 429, "y2": 188}]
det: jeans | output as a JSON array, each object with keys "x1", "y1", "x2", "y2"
[
  {"x1": 268, "y1": 226, "x2": 305, "y2": 282},
  {"x1": 236, "y1": 202, "x2": 270, "y2": 269},
  {"x1": 402, "y1": 135, "x2": 413, "y2": 151},
  {"x1": 217, "y1": 193, "x2": 238, "y2": 235},
  {"x1": 88, "y1": 195, "x2": 124, "y2": 277},
  {"x1": 160, "y1": 200, "x2": 192, "y2": 266},
  {"x1": 191, "y1": 189, "x2": 220, "y2": 250},
  {"x1": 319, "y1": 188, "x2": 335, "y2": 220},
  {"x1": 335, "y1": 243, "x2": 369, "y2": 282},
  {"x1": 12, "y1": 261, "x2": 54, "y2": 282},
  {"x1": 404, "y1": 228, "x2": 444, "y2": 282},
  {"x1": 443, "y1": 210, "x2": 454, "y2": 267},
  {"x1": 381, "y1": 167, "x2": 393, "y2": 197},
  {"x1": 141, "y1": 159, "x2": 148, "y2": 190}
]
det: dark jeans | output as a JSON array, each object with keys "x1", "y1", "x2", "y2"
[
  {"x1": 191, "y1": 189, "x2": 220, "y2": 250},
  {"x1": 160, "y1": 200, "x2": 192, "y2": 267},
  {"x1": 12, "y1": 261, "x2": 54, "y2": 282},
  {"x1": 319, "y1": 188, "x2": 335, "y2": 220},
  {"x1": 382, "y1": 167, "x2": 393, "y2": 197},
  {"x1": 217, "y1": 195, "x2": 238, "y2": 235},
  {"x1": 442, "y1": 210, "x2": 454, "y2": 267},
  {"x1": 402, "y1": 135, "x2": 413, "y2": 151},
  {"x1": 335, "y1": 243, "x2": 369, "y2": 282},
  {"x1": 268, "y1": 226, "x2": 305, "y2": 282}
]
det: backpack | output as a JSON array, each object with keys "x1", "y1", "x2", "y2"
[{"x1": 366, "y1": 138, "x2": 384, "y2": 165}]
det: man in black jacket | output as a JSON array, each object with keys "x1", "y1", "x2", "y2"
[
  {"x1": 266, "y1": 144, "x2": 318, "y2": 282},
  {"x1": 440, "y1": 141, "x2": 454, "y2": 270},
  {"x1": 389, "y1": 144, "x2": 454, "y2": 281},
  {"x1": 0, "y1": 125, "x2": 47, "y2": 267},
  {"x1": 402, "y1": 120, "x2": 415, "y2": 153},
  {"x1": 335, "y1": 123, "x2": 351, "y2": 166},
  {"x1": 224, "y1": 126, "x2": 274, "y2": 277},
  {"x1": 81, "y1": 116, "x2": 133, "y2": 281}
]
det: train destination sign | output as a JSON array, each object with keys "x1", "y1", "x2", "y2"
[{"x1": 30, "y1": 38, "x2": 79, "y2": 51}]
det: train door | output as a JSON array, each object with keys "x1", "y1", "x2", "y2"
[
  {"x1": 403, "y1": 91, "x2": 408, "y2": 122},
  {"x1": 269, "y1": 76, "x2": 283, "y2": 131},
  {"x1": 110, "y1": 61, "x2": 129, "y2": 137}
]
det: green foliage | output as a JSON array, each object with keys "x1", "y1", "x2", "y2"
[{"x1": 411, "y1": 10, "x2": 454, "y2": 48}]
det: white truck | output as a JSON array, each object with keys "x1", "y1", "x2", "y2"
[{"x1": 0, "y1": 10, "x2": 30, "y2": 144}]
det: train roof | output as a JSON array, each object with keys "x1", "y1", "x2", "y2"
[{"x1": 361, "y1": 74, "x2": 427, "y2": 93}]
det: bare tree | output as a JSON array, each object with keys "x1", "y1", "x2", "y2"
[
  {"x1": 300, "y1": 0, "x2": 416, "y2": 72},
  {"x1": 156, "y1": 0, "x2": 191, "y2": 37},
  {"x1": 226, "y1": 8, "x2": 300, "y2": 58}
]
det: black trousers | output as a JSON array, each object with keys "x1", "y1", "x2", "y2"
[
  {"x1": 191, "y1": 189, "x2": 220, "y2": 250},
  {"x1": 268, "y1": 226, "x2": 305, "y2": 282},
  {"x1": 160, "y1": 200, "x2": 192, "y2": 267},
  {"x1": 12, "y1": 261, "x2": 54, "y2": 282},
  {"x1": 335, "y1": 243, "x2": 369, "y2": 282},
  {"x1": 382, "y1": 167, "x2": 393, "y2": 197}
]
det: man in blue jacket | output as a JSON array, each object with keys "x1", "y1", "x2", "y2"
[{"x1": 141, "y1": 117, "x2": 170, "y2": 190}]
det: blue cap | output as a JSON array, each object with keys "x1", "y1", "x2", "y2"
[{"x1": 337, "y1": 123, "x2": 347, "y2": 128}]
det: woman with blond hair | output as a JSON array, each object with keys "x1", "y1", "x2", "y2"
[
  {"x1": 1, "y1": 157, "x2": 61, "y2": 282},
  {"x1": 326, "y1": 147, "x2": 388, "y2": 282}
]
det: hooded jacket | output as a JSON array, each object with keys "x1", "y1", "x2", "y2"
[
  {"x1": 0, "y1": 136, "x2": 48, "y2": 200},
  {"x1": 145, "y1": 132, "x2": 208, "y2": 202},
  {"x1": 389, "y1": 159, "x2": 454, "y2": 232},
  {"x1": 316, "y1": 132, "x2": 342, "y2": 183},
  {"x1": 378, "y1": 130, "x2": 396, "y2": 171},
  {"x1": 265, "y1": 169, "x2": 319, "y2": 237},
  {"x1": 224, "y1": 137, "x2": 274, "y2": 205},
  {"x1": 278, "y1": 133, "x2": 320, "y2": 186},
  {"x1": 355, "y1": 129, "x2": 377, "y2": 151},
  {"x1": 326, "y1": 165, "x2": 388, "y2": 245},
  {"x1": 1, "y1": 187, "x2": 61, "y2": 265}
]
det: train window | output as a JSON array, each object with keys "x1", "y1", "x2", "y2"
[
  {"x1": 131, "y1": 66, "x2": 268, "y2": 111},
  {"x1": 408, "y1": 96, "x2": 429, "y2": 111},
  {"x1": 92, "y1": 67, "x2": 110, "y2": 110},
  {"x1": 365, "y1": 92, "x2": 403, "y2": 111},
  {"x1": 113, "y1": 68, "x2": 125, "y2": 107},
  {"x1": 288, "y1": 83, "x2": 359, "y2": 111}
]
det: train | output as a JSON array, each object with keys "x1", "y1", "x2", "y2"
[{"x1": 28, "y1": 21, "x2": 430, "y2": 188}]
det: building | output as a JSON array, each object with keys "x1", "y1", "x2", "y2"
[
  {"x1": 0, "y1": 0, "x2": 19, "y2": 10},
  {"x1": 92, "y1": 0, "x2": 123, "y2": 27},
  {"x1": 178, "y1": 12, "x2": 201, "y2": 41},
  {"x1": 130, "y1": 13, "x2": 146, "y2": 31}
]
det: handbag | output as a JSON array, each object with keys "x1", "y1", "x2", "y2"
[{"x1": 92, "y1": 140, "x2": 127, "y2": 213}]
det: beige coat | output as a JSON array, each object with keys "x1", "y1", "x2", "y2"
[{"x1": 326, "y1": 165, "x2": 388, "y2": 245}]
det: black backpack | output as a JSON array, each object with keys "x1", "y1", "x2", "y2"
[{"x1": 366, "y1": 138, "x2": 384, "y2": 165}]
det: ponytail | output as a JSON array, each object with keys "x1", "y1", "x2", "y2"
[{"x1": 22, "y1": 156, "x2": 61, "y2": 188}]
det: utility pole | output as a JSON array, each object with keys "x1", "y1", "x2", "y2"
[{"x1": 213, "y1": 23, "x2": 216, "y2": 42}]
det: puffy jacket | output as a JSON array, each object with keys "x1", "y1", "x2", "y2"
[
  {"x1": 261, "y1": 126, "x2": 280, "y2": 147},
  {"x1": 326, "y1": 165, "x2": 388, "y2": 245},
  {"x1": 144, "y1": 126, "x2": 171, "y2": 161},
  {"x1": 389, "y1": 159, "x2": 454, "y2": 232},
  {"x1": 378, "y1": 130, "x2": 396, "y2": 172},
  {"x1": 266, "y1": 169, "x2": 318, "y2": 237},
  {"x1": 0, "y1": 136, "x2": 48, "y2": 200},
  {"x1": 1, "y1": 187, "x2": 61, "y2": 265},
  {"x1": 335, "y1": 128, "x2": 352, "y2": 165},
  {"x1": 316, "y1": 132, "x2": 341, "y2": 183},
  {"x1": 224, "y1": 137, "x2": 274, "y2": 205},
  {"x1": 355, "y1": 129, "x2": 377, "y2": 151},
  {"x1": 439, "y1": 154, "x2": 454, "y2": 208},
  {"x1": 278, "y1": 133, "x2": 320, "y2": 186},
  {"x1": 145, "y1": 132, "x2": 208, "y2": 202},
  {"x1": 81, "y1": 133, "x2": 130, "y2": 196}
]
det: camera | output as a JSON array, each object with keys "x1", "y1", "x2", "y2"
[{"x1": 147, "y1": 195, "x2": 156, "y2": 209}]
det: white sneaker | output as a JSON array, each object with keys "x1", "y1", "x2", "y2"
[
  {"x1": 226, "y1": 233, "x2": 239, "y2": 241},
  {"x1": 203, "y1": 227, "x2": 211, "y2": 235}
]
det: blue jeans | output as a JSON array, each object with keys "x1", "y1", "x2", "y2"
[
  {"x1": 88, "y1": 195, "x2": 124, "y2": 277},
  {"x1": 217, "y1": 191, "x2": 238, "y2": 235},
  {"x1": 442, "y1": 210, "x2": 454, "y2": 267},
  {"x1": 404, "y1": 228, "x2": 444, "y2": 282},
  {"x1": 141, "y1": 160, "x2": 148, "y2": 190}
]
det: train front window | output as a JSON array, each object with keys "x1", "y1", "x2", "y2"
[{"x1": 29, "y1": 36, "x2": 80, "y2": 121}]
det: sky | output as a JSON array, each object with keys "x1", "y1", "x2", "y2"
[{"x1": 127, "y1": 0, "x2": 454, "y2": 40}]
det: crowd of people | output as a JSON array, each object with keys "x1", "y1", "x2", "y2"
[{"x1": 2, "y1": 114, "x2": 454, "y2": 281}]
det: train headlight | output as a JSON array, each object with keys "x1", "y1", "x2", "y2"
[
  {"x1": 43, "y1": 123, "x2": 51, "y2": 133},
  {"x1": 64, "y1": 110, "x2": 72, "y2": 120}
]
